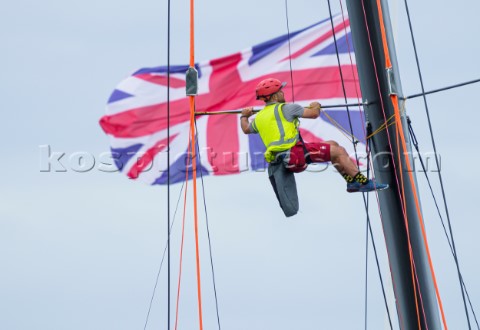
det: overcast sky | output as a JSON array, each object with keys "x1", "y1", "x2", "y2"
[{"x1": 1, "y1": 0, "x2": 479, "y2": 329}]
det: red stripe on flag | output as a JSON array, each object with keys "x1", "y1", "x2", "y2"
[
  {"x1": 206, "y1": 115, "x2": 240, "y2": 175},
  {"x1": 196, "y1": 66, "x2": 360, "y2": 111},
  {"x1": 100, "y1": 66, "x2": 359, "y2": 139},
  {"x1": 99, "y1": 99, "x2": 190, "y2": 138},
  {"x1": 127, "y1": 134, "x2": 179, "y2": 179}
]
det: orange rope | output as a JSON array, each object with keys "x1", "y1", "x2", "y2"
[
  {"x1": 189, "y1": 0, "x2": 204, "y2": 328},
  {"x1": 375, "y1": 0, "x2": 392, "y2": 68},
  {"x1": 174, "y1": 137, "x2": 192, "y2": 330},
  {"x1": 393, "y1": 94, "x2": 448, "y2": 329},
  {"x1": 190, "y1": 96, "x2": 204, "y2": 330},
  {"x1": 374, "y1": 0, "x2": 448, "y2": 327},
  {"x1": 190, "y1": 0, "x2": 195, "y2": 67}
]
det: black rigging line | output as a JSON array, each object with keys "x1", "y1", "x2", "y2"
[
  {"x1": 144, "y1": 181, "x2": 186, "y2": 330},
  {"x1": 364, "y1": 193, "x2": 369, "y2": 330},
  {"x1": 363, "y1": 145, "x2": 394, "y2": 330},
  {"x1": 407, "y1": 119, "x2": 455, "y2": 255},
  {"x1": 365, "y1": 196, "x2": 394, "y2": 330},
  {"x1": 407, "y1": 119, "x2": 480, "y2": 330},
  {"x1": 322, "y1": 102, "x2": 365, "y2": 109},
  {"x1": 193, "y1": 102, "x2": 366, "y2": 117},
  {"x1": 194, "y1": 119, "x2": 222, "y2": 330},
  {"x1": 167, "y1": 0, "x2": 172, "y2": 328},
  {"x1": 326, "y1": 3, "x2": 393, "y2": 328},
  {"x1": 284, "y1": 0, "x2": 295, "y2": 102},
  {"x1": 326, "y1": 3, "x2": 359, "y2": 157},
  {"x1": 402, "y1": 0, "x2": 472, "y2": 328},
  {"x1": 406, "y1": 78, "x2": 480, "y2": 100},
  {"x1": 364, "y1": 157, "x2": 371, "y2": 330}
]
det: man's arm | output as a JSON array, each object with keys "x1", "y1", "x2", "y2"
[
  {"x1": 302, "y1": 101, "x2": 321, "y2": 119},
  {"x1": 240, "y1": 106, "x2": 255, "y2": 134}
]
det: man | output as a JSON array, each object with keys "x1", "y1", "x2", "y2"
[{"x1": 241, "y1": 78, "x2": 388, "y2": 217}]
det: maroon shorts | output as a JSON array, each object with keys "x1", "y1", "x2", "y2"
[{"x1": 286, "y1": 141, "x2": 331, "y2": 173}]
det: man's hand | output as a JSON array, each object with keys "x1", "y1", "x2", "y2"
[
  {"x1": 309, "y1": 102, "x2": 321, "y2": 111},
  {"x1": 241, "y1": 106, "x2": 254, "y2": 118},
  {"x1": 302, "y1": 102, "x2": 321, "y2": 119}
]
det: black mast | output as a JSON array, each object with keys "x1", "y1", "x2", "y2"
[{"x1": 346, "y1": 0, "x2": 442, "y2": 328}]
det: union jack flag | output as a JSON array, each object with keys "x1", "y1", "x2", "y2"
[{"x1": 99, "y1": 14, "x2": 366, "y2": 185}]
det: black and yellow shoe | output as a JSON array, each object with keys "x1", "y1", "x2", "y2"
[{"x1": 347, "y1": 180, "x2": 389, "y2": 193}]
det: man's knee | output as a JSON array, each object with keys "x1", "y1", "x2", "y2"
[
  {"x1": 325, "y1": 140, "x2": 339, "y2": 147},
  {"x1": 331, "y1": 145, "x2": 347, "y2": 157}
]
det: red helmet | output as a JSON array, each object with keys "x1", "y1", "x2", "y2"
[{"x1": 255, "y1": 78, "x2": 287, "y2": 100}]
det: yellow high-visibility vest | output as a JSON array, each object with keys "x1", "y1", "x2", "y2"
[{"x1": 251, "y1": 103, "x2": 299, "y2": 162}]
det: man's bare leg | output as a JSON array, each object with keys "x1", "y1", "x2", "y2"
[{"x1": 323, "y1": 140, "x2": 359, "y2": 178}]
